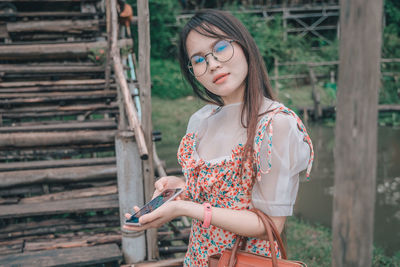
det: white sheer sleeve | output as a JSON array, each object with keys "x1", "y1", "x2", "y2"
[
  {"x1": 186, "y1": 104, "x2": 216, "y2": 134},
  {"x1": 252, "y1": 113, "x2": 310, "y2": 216}
]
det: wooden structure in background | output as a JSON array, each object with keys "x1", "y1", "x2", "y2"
[
  {"x1": 270, "y1": 59, "x2": 400, "y2": 121},
  {"x1": 332, "y1": 0, "x2": 382, "y2": 266},
  {"x1": 178, "y1": 1, "x2": 340, "y2": 44},
  {"x1": 0, "y1": 0, "x2": 188, "y2": 265},
  {"x1": 0, "y1": 0, "x2": 124, "y2": 265}
]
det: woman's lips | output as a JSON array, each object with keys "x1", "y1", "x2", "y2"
[{"x1": 213, "y1": 73, "x2": 229, "y2": 84}]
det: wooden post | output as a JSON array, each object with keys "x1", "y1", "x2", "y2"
[
  {"x1": 274, "y1": 56, "x2": 279, "y2": 95},
  {"x1": 308, "y1": 66, "x2": 322, "y2": 120},
  {"x1": 115, "y1": 131, "x2": 146, "y2": 263},
  {"x1": 332, "y1": 0, "x2": 382, "y2": 266},
  {"x1": 137, "y1": 0, "x2": 158, "y2": 260},
  {"x1": 105, "y1": 0, "x2": 112, "y2": 91},
  {"x1": 283, "y1": 9, "x2": 288, "y2": 41}
]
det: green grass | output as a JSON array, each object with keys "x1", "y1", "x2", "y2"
[
  {"x1": 152, "y1": 96, "x2": 204, "y2": 168},
  {"x1": 287, "y1": 217, "x2": 400, "y2": 267}
]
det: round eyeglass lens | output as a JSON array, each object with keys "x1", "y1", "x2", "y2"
[
  {"x1": 188, "y1": 40, "x2": 234, "y2": 77},
  {"x1": 213, "y1": 40, "x2": 234, "y2": 63},
  {"x1": 189, "y1": 55, "x2": 207, "y2": 77}
]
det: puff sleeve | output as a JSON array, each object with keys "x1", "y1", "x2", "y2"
[{"x1": 251, "y1": 113, "x2": 311, "y2": 216}]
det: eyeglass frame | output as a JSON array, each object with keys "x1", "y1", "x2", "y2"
[{"x1": 187, "y1": 39, "x2": 235, "y2": 77}]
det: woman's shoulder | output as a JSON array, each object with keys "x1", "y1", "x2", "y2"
[
  {"x1": 189, "y1": 103, "x2": 218, "y2": 123},
  {"x1": 186, "y1": 103, "x2": 218, "y2": 133},
  {"x1": 259, "y1": 97, "x2": 300, "y2": 129}
]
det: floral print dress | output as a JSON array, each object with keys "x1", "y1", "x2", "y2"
[{"x1": 177, "y1": 100, "x2": 314, "y2": 267}]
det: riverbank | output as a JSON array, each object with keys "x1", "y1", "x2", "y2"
[{"x1": 152, "y1": 96, "x2": 400, "y2": 266}]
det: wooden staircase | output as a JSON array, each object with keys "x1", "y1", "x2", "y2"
[{"x1": 0, "y1": 0, "x2": 124, "y2": 265}]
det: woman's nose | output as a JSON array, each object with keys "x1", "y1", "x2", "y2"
[{"x1": 207, "y1": 54, "x2": 221, "y2": 72}]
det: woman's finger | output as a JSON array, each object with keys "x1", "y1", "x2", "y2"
[
  {"x1": 155, "y1": 178, "x2": 166, "y2": 192},
  {"x1": 124, "y1": 213, "x2": 131, "y2": 219},
  {"x1": 133, "y1": 206, "x2": 140, "y2": 212}
]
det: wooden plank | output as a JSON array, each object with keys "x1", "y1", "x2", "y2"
[
  {"x1": 0, "y1": 79, "x2": 106, "y2": 88},
  {"x1": 0, "y1": 11, "x2": 99, "y2": 18},
  {"x1": 0, "y1": 217, "x2": 119, "y2": 240},
  {"x1": 0, "y1": 91, "x2": 116, "y2": 105},
  {"x1": 0, "y1": 120, "x2": 116, "y2": 133},
  {"x1": 378, "y1": 104, "x2": 400, "y2": 112},
  {"x1": 0, "y1": 39, "x2": 132, "y2": 60},
  {"x1": 0, "y1": 243, "x2": 122, "y2": 267},
  {"x1": 0, "y1": 242, "x2": 23, "y2": 256},
  {"x1": 0, "y1": 84, "x2": 115, "y2": 93},
  {"x1": 0, "y1": 130, "x2": 116, "y2": 148},
  {"x1": 24, "y1": 232, "x2": 121, "y2": 252},
  {"x1": 0, "y1": 0, "x2": 99, "y2": 1},
  {"x1": 20, "y1": 185, "x2": 117, "y2": 203},
  {"x1": 332, "y1": 0, "x2": 382, "y2": 266},
  {"x1": 0, "y1": 65, "x2": 105, "y2": 74},
  {"x1": 0, "y1": 90, "x2": 116, "y2": 99},
  {"x1": 1, "y1": 109, "x2": 118, "y2": 121},
  {"x1": 0, "y1": 213, "x2": 119, "y2": 234},
  {"x1": 7, "y1": 19, "x2": 100, "y2": 33},
  {"x1": 0, "y1": 143, "x2": 115, "y2": 162},
  {"x1": 0, "y1": 164, "x2": 116, "y2": 188},
  {"x1": 0, "y1": 194, "x2": 119, "y2": 218},
  {"x1": 0, "y1": 102, "x2": 118, "y2": 116},
  {"x1": 0, "y1": 185, "x2": 43, "y2": 197}
]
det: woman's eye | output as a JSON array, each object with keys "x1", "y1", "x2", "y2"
[
  {"x1": 193, "y1": 56, "x2": 205, "y2": 64},
  {"x1": 215, "y1": 41, "x2": 229, "y2": 52}
]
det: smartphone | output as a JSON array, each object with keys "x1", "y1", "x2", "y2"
[{"x1": 125, "y1": 188, "x2": 183, "y2": 226}]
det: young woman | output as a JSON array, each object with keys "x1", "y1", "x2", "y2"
[{"x1": 124, "y1": 9, "x2": 314, "y2": 266}]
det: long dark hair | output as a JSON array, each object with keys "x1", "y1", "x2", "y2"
[{"x1": 178, "y1": 9, "x2": 276, "y2": 172}]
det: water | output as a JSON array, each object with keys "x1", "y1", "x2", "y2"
[{"x1": 295, "y1": 124, "x2": 400, "y2": 255}]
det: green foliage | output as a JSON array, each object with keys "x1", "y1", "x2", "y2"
[
  {"x1": 379, "y1": 112, "x2": 400, "y2": 127},
  {"x1": 127, "y1": 0, "x2": 180, "y2": 58},
  {"x1": 384, "y1": 0, "x2": 400, "y2": 36},
  {"x1": 148, "y1": 0, "x2": 181, "y2": 58},
  {"x1": 151, "y1": 58, "x2": 192, "y2": 99}
]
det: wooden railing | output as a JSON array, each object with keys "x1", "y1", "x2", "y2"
[
  {"x1": 107, "y1": 0, "x2": 157, "y2": 263},
  {"x1": 109, "y1": 0, "x2": 148, "y2": 160}
]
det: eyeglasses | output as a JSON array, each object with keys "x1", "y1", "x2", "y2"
[{"x1": 188, "y1": 40, "x2": 235, "y2": 77}]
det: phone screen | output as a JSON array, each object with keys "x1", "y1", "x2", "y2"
[{"x1": 125, "y1": 188, "x2": 182, "y2": 225}]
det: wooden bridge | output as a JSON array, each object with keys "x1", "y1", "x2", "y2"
[{"x1": 0, "y1": 0, "x2": 189, "y2": 265}]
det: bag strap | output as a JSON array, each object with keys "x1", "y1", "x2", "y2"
[
  {"x1": 227, "y1": 209, "x2": 287, "y2": 267},
  {"x1": 253, "y1": 209, "x2": 287, "y2": 259}
]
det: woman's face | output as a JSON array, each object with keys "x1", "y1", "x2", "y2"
[{"x1": 186, "y1": 29, "x2": 248, "y2": 105}]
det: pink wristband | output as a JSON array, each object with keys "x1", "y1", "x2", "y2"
[{"x1": 202, "y1": 203, "x2": 212, "y2": 228}]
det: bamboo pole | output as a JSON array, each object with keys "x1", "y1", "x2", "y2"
[
  {"x1": 110, "y1": 0, "x2": 148, "y2": 160},
  {"x1": 105, "y1": 0, "x2": 112, "y2": 90}
]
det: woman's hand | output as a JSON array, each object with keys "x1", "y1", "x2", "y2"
[
  {"x1": 152, "y1": 176, "x2": 186, "y2": 200},
  {"x1": 123, "y1": 200, "x2": 184, "y2": 231},
  {"x1": 122, "y1": 176, "x2": 186, "y2": 231}
]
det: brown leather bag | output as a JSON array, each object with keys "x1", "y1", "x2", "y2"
[{"x1": 208, "y1": 209, "x2": 307, "y2": 267}]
